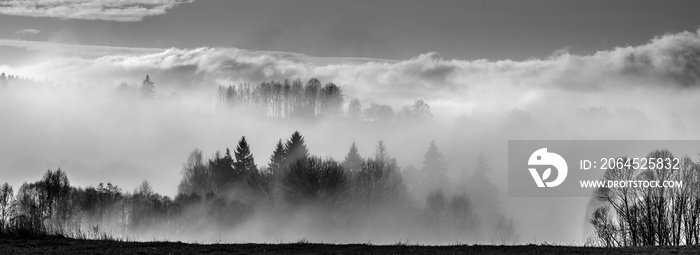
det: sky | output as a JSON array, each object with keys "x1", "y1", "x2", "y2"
[{"x1": 1, "y1": 0, "x2": 700, "y2": 61}]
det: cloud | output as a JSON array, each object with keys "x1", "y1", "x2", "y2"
[
  {"x1": 13, "y1": 28, "x2": 41, "y2": 35},
  {"x1": 2, "y1": 29, "x2": 700, "y2": 116},
  {"x1": 0, "y1": 0, "x2": 194, "y2": 22}
]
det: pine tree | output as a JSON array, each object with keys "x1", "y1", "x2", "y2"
[
  {"x1": 342, "y1": 142, "x2": 362, "y2": 172},
  {"x1": 469, "y1": 154, "x2": 498, "y2": 202},
  {"x1": 421, "y1": 141, "x2": 448, "y2": 190},
  {"x1": 210, "y1": 148, "x2": 235, "y2": 191},
  {"x1": 0, "y1": 72, "x2": 6, "y2": 87},
  {"x1": 234, "y1": 136, "x2": 257, "y2": 175},
  {"x1": 140, "y1": 75, "x2": 156, "y2": 98},
  {"x1": 284, "y1": 131, "x2": 309, "y2": 166},
  {"x1": 269, "y1": 139, "x2": 286, "y2": 176},
  {"x1": 373, "y1": 140, "x2": 399, "y2": 170},
  {"x1": 375, "y1": 140, "x2": 389, "y2": 163}
]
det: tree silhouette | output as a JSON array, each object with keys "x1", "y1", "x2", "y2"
[
  {"x1": 140, "y1": 75, "x2": 156, "y2": 99},
  {"x1": 426, "y1": 189, "x2": 447, "y2": 225},
  {"x1": 0, "y1": 72, "x2": 6, "y2": 87},
  {"x1": 353, "y1": 157, "x2": 406, "y2": 213},
  {"x1": 397, "y1": 99, "x2": 433, "y2": 124},
  {"x1": 0, "y1": 183, "x2": 12, "y2": 230},
  {"x1": 447, "y1": 193, "x2": 473, "y2": 234},
  {"x1": 364, "y1": 103, "x2": 395, "y2": 122},
  {"x1": 209, "y1": 149, "x2": 235, "y2": 192},
  {"x1": 342, "y1": 142, "x2": 362, "y2": 172},
  {"x1": 303, "y1": 78, "x2": 322, "y2": 118},
  {"x1": 14, "y1": 182, "x2": 44, "y2": 235},
  {"x1": 421, "y1": 141, "x2": 448, "y2": 192},
  {"x1": 283, "y1": 157, "x2": 349, "y2": 209},
  {"x1": 81, "y1": 182, "x2": 122, "y2": 225},
  {"x1": 374, "y1": 140, "x2": 391, "y2": 165},
  {"x1": 214, "y1": 77, "x2": 441, "y2": 122},
  {"x1": 348, "y1": 98, "x2": 362, "y2": 120},
  {"x1": 319, "y1": 83, "x2": 344, "y2": 118},
  {"x1": 283, "y1": 131, "x2": 309, "y2": 168},
  {"x1": 40, "y1": 168, "x2": 72, "y2": 221},
  {"x1": 469, "y1": 154, "x2": 498, "y2": 197},
  {"x1": 268, "y1": 139, "x2": 286, "y2": 176},
  {"x1": 588, "y1": 149, "x2": 698, "y2": 246},
  {"x1": 246, "y1": 167, "x2": 275, "y2": 213},
  {"x1": 178, "y1": 149, "x2": 214, "y2": 196},
  {"x1": 234, "y1": 136, "x2": 257, "y2": 178}
]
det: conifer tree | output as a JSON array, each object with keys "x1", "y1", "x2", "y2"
[
  {"x1": 210, "y1": 148, "x2": 235, "y2": 191},
  {"x1": 342, "y1": 142, "x2": 362, "y2": 172},
  {"x1": 234, "y1": 136, "x2": 257, "y2": 175},
  {"x1": 284, "y1": 131, "x2": 309, "y2": 166},
  {"x1": 0, "y1": 72, "x2": 6, "y2": 87},
  {"x1": 269, "y1": 139, "x2": 286, "y2": 175},
  {"x1": 421, "y1": 141, "x2": 448, "y2": 191},
  {"x1": 375, "y1": 140, "x2": 389, "y2": 164},
  {"x1": 140, "y1": 75, "x2": 156, "y2": 98}
]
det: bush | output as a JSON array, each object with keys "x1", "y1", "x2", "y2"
[{"x1": 283, "y1": 157, "x2": 349, "y2": 209}]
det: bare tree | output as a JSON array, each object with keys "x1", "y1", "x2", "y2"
[
  {"x1": 178, "y1": 149, "x2": 214, "y2": 196},
  {"x1": 348, "y1": 98, "x2": 362, "y2": 120},
  {"x1": 246, "y1": 167, "x2": 275, "y2": 213},
  {"x1": 282, "y1": 157, "x2": 349, "y2": 209},
  {"x1": 0, "y1": 183, "x2": 13, "y2": 230},
  {"x1": 353, "y1": 157, "x2": 406, "y2": 214}
]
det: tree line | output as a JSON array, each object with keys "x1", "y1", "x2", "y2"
[
  {"x1": 2, "y1": 72, "x2": 434, "y2": 123},
  {"x1": 589, "y1": 149, "x2": 700, "y2": 246},
  {"x1": 216, "y1": 77, "x2": 434, "y2": 123},
  {"x1": 0, "y1": 131, "x2": 513, "y2": 242}
]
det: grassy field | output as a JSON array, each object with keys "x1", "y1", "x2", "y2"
[{"x1": 2, "y1": 237, "x2": 700, "y2": 254}]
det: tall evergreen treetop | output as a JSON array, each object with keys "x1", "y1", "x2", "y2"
[
  {"x1": 234, "y1": 136, "x2": 257, "y2": 174},
  {"x1": 375, "y1": 140, "x2": 389, "y2": 163},
  {"x1": 284, "y1": 131, "x2": 309, "y2": 165},
  {"x1": 421, "y1": 141, "x2": 448, "y2": 190},
  {"x1": 422, "y1": 141, "x2": 446, "y2": 174},
  {"x1": 374, "y1": 140, "x2": 398, "y2": 169},
  {"x1": 210, "y1": 148, "x2": 235, "y2": 191},
  {"x1": 140, "y1": 75, "x2": 156, "y2": 98},
  {"x1": 343, "y1": 142, "x2": 363, "y2": 172},
  {"x1": 0, "y1": 72, "x2": 6, "y2": 87},
  {"x1": 269, "y1": 139, "x2": 287, "y2": 175}
]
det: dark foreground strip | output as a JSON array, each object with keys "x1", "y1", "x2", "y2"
[{"x1": 1, "y1": 237, "x2": 699, "y2": 255}]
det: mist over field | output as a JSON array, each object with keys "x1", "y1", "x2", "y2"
[{"x1": 1, "y1": 25, "x2": 700, "y2": 245}]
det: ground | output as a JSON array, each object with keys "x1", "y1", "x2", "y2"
[{"x1": 1, "y1": 237, "x2": 699, "y2": 254}]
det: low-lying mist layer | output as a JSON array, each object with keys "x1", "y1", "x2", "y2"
[
  {"x1": 0, "y1": 29, "x2": 700, "y2": 244},
  {"x1": 0, "y1": 130, "x2": 515, "y2": 244},
  {"x1": 2, "y1": 28, "x2": 700, "y2": 118}
]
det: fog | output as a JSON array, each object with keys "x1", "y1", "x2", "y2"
[{"x1": 1, "y1": 29, "x2": 700, "y2": 244}]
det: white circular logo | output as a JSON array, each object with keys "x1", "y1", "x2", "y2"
[{"x1": 528, "y1": 148, "x2": 568, "y2": 187}]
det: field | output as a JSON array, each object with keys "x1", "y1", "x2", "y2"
[{"x1": 1, "y1": 237, "x2": 699, "y2": 254}]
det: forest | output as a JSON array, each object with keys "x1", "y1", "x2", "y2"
[
  {"x1": 0, "y1": 130, "x2": 515, "y2": 243},
  {"x1": 1, "y1": 73, "x2": 696, "y2": 246},
  {"x1": 0, "y1": 74, "x2": 517, "y2": 243}
]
